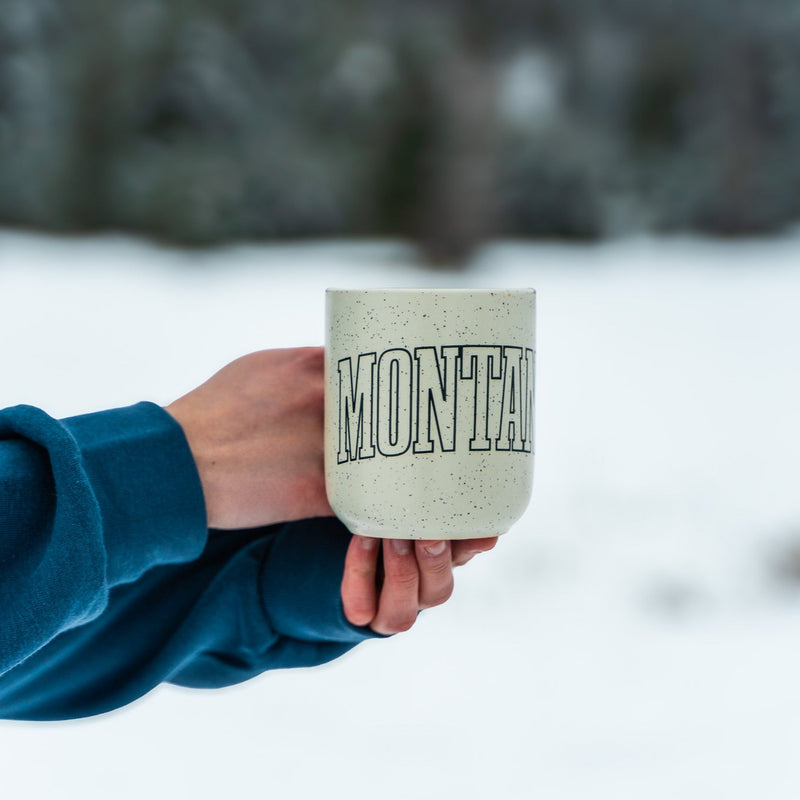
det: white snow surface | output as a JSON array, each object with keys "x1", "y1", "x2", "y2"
[{"x1": 1, "y1": 231, "x2": 800, "y2": 799}]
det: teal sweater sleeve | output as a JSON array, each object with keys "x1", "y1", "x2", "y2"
[{"x1": 0, "y1": 403, "x2": 374, "y2": 720}]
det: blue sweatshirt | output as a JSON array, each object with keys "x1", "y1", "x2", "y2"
[{"x1": 0, "y1": 402, "x2": 373, "y2": 720}]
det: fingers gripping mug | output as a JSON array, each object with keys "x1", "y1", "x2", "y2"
[{"x1": 325, "y1": 288, "x2": 536, "y2": 540}]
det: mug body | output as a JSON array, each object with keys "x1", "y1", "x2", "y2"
[{"x1": 325, "y1": 288, "x2": 535, "y2": 539}]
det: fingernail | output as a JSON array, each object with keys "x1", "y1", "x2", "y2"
[
  {"x1": 391, "y1": 539, "x2": 412, "y2": 555},
  {"x1": 424, "y1": 541, "x2": 447, "y2": 557},
  {"x1": 359, "y1": 535, "x2": 378, "y2": 551}
]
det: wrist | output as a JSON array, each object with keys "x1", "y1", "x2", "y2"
[{"x1": 163, "y1": 401, "x2": 215, "y2": 528}]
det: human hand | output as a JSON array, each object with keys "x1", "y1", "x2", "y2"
[
  {"x1": 165, "y1": 346, "x2": 498, "y2": 633},
  {"x1": 341, "y1": 536, "x2": 498, "y2": 634},
  {"x1": 165, "y1": 348, "x2": 332, "y2": 530}
]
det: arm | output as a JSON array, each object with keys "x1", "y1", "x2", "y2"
[
  {"x1": 0, "y1": 402, "x2": 207, "y2": 681},
  {"x1": 0, "y1": 348, "x2": 325, "y2": 685},
  {"x1": 0, "y1": 348, "x2": 496, "y2": 720},
  {"x1": 0, "y1": 395, "x2": 371, "y2": 720},
  {"x1": 0, "y1": 517, "x2": 375, "y2": 720}
]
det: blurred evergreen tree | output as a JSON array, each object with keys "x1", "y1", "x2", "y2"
[{"x1": 2, "y1": 0, "x2": 800, "y2": 261}]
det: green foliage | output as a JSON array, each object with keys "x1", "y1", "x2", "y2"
[{"x1": 2, "y1": 0, "x2": 800, "y2": 261}]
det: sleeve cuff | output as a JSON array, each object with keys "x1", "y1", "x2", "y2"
[
  {"x1": 62, "y1": 402, "x2": 209, "y2": 585},
  {"x1": 259, "y1": 517, "x2": 383, "y2": 645}
]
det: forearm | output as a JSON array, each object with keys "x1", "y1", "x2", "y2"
[{"x1": 0, "y1": 519, "x2": 376, "y2": 721}]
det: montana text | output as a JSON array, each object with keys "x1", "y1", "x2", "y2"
[{"x1": 337, "y1": 345, "x2": 535, "y2": 463}]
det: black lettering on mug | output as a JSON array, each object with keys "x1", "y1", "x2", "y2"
[
  {"x1": 496, "y1": 346, "x2": 523, "y2": 451},
  {"x1": 376, "y1": 348, "x2": 413, "y2": 456},
  {"x1": 337, "y1": 353, "x2": 377, "y2": 463},
  {"x1": 460, "y1": 346, "x2": 503, "y2": 452},
  {"x1": 523, "y1": 348, "x2": 535, "y2": 453},
  {"x1": 337, "y1": 345, "x2": 534, "y2": 462},
  {"x1": 413, "y1": 346, "x2": 458, "y2": 454}
]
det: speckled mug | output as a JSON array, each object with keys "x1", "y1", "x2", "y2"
[{"x1": 325, "y1": 288, "x2": 536, "y2": 540}]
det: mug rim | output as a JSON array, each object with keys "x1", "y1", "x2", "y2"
[{"x1": 325, "y1": 287, "x2": 535, "y2": 294}]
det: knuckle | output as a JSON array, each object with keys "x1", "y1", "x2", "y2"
[
  {"x1": 437, "y1": 580, "x2": 455, "y2": 605},
  {"x1": 344, "y1": 557, "x2": 373, "y2": 581},
  {"x1": 295, "y1": 383, "x2": 324, "y2": 414},
  {"x1": 345, "y1": 601, "x2": 375, "y2": 628},
  {"x1": 388, "y1": 569, "x2": 419, "y2": 593},
  {"x1": 297, "y1": 346, "x2": 325, "y2": 374},
  {"x1": 422, "y1": 580, "x2": 454, "y2": 609},
  {"x1": 384, "y1": 613, "x2": 417, "y2": 634},
  {"x1": 423, "y1": 557, "x2": 452, "y2": 576},
  {"x1": 297, "y1": 472, "x2": 327, "y2": 507}
]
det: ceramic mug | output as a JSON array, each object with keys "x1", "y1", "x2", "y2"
[{"x1": 325, "y1": 288, "x2": 536, "y2": 540}]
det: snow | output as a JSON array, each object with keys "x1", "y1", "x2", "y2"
[{"x1": 2, "y1": 230, "x2": 800, "y2": 798}]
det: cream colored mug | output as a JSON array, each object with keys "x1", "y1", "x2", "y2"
[{"x1": 325, "y1": 288, "x2": 536, "y2": 540}]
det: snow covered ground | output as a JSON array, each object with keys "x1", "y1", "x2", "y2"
[{"x1": 1, "y1": 230, "x2": 800, "y2": 799}]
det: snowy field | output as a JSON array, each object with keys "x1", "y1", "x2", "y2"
[{"x1": 2, "y1": 230, "x2": 800, "y2": 799}]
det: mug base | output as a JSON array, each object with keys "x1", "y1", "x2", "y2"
[{"x1": 344, "y1": 524, "x2": 510, "y2": 541}]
